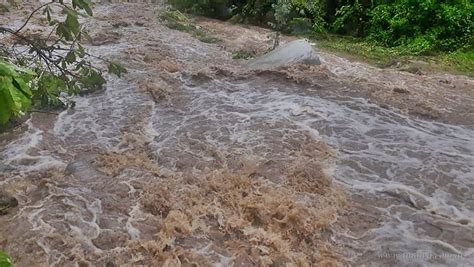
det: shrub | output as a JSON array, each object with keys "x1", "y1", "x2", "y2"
[
  {"x1": 168, "y1": 0, "x2": 326, "y2": 32},
  {"x1": 168, "y1": 0, "x2": 473, "y2": 53},
  {"x1": 168, "y1": 0, "x2": 234, "y2": 19},
  {"x1": 367, "y1": 0, "x2": 473, "y2": 53},
  {"x1": 331, "y1": 0, "x2": 368, "y2": 37}
]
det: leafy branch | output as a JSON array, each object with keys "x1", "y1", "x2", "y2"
[
  {"x1": 0, "y1": 250, "x2": 12, "y2": 267},
  {"x1": 0, "y1": 0, "x2": 127, "y2": 125}
]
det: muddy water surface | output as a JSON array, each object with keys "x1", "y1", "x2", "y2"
[{"x1": 1, "y1": 2, "x2": 474, "y2": 266}]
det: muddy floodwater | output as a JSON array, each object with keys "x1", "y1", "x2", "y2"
[{"x1": 1, "y1": 2, "x2": 474, "y2": 266}]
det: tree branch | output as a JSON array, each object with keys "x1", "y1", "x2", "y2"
[{"x1": 12, "y1": 1, "x2": 54, "y2": 34}]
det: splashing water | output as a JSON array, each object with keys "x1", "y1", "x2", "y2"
[{"x1": 1, "y1": 2, "x2": 473, "y2": 266}]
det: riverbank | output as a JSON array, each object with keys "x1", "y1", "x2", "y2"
[
  {"x1": 314, "y1": 34, "x2": 474, "y2": 78},
  {"x1": 192, "y1": 14, "x2": 474, "y2": 126}
]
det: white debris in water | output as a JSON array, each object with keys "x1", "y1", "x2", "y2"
[{"x1": 245, "y1": 39, "x2": 321, "y2": 70}]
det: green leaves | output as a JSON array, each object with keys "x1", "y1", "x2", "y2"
[
  {"x1": 108, "y1": 62, "x2": 128, "y2": 78},
  {"x1": 56, "y1": 8, "x2": 81, "y2": 41},
  {"x1": 170, "y1": 0, "x2": 472, "y2": 53},
  {"x1": 79, "y1": 68, "x2": 106, "y2": 90},
  {"x1": 72, "y1": 0, "x2": 93, "y2": 16},
  {"x1": 0, "y1": 80, "x2": 15, "y2": 124},
  {"x1": 1, "y1": 0, "x2": 129, "y2": 126},
  {"x1": 366, "y1": 0, "x2": 473, "y2": 53},
  {"x1": 54, "y1": 0, "x2": 93, "y2": 41},
  {"x1": 0, "y1": 60, "x2": 33, "y2": 124},
  {"x1": 65, "y1": 9, "x2": 80, "y2": 35},
  {"x1": 36, "y1": 73, "x2": 66, "y2": 107},
  {"x1": 0, "y1": 251, "x2": 12, "y2": 267}
]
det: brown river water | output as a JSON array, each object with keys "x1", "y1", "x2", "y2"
[{"x1": 1, "y1": 1, "x2": 474, "y2": 266}]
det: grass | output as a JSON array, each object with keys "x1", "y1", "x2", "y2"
[
  {"x1": 437, "y1": 49, "x2": 474, "y2": 76},
  {"x1": 311, "y1": 34, "x2": 474, "y2": 77},
  {"x1": 158, "y1": 10, "x2": 221, "y2": 44}
]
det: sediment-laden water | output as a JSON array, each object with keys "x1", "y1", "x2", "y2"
[{"x1": 1, "y1": 2, "x2": 473, "y2": 266}]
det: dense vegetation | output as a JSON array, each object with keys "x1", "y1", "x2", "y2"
[
  {"x1": 169, "y1": 0, "x2": 473, "y2": 55},
  {"x1": 0, "y1": 0, "x2": 125, "y2": 127}
]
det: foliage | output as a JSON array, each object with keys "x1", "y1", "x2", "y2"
[
  {"x1": 367, "y1": 0, "x2": 473, "y2": 53},
  {"x1": 271, "y1": 0, "x2": 292, "y2": 30},
  {"x1": 0, "y1": 59, "x2": 34, "y2": 124},
  {"x1": 239, "y1": 0, "x2": 275, "y2": 22},
  {"x1": 0, "y1": 251, "x2": 12, "y2": 267},
  {"x1": 168, "y1": 0, "x2": 233, "y2": 19},
  {"x1": 0, "y1": 0, "x2": 127, "y2": 125},
  {"x1": 331, "y1": 0, "x2": 368, "y2": 37},
  {"x1": 168, "y1": 0, "x2": 474, "y2": 54},
  {"x1": 317, "y1": 34, "x2": 474, "y2": 76},
  {"x1": 437, "y1": 47, "x2": 474, "y2": 75},
  {"x1": 159, "y1": 10, "x2": 221, "y2": 43},
  {"x1": 272, "y1": 0, "x2": 326, "y2": 33}
]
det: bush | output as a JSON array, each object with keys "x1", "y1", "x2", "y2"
[
  {"x1": 168, "y1": 0, "x2": 325, "y2": 32},
  {"x1": 367, "y1": 0, "x2": 473, "y2": 53},
  {"x1": 168, "y1": 0, "x2": 473, "y2": 53},
  {"x1": 331, "y1": 1, "x2": 368, "y2": 37},
  {"x1": 168, "y1": 0, "x2": 234, "y2": 19},
  {"x1": 271, "y1": 0, "x2": 326, "y2": 33}
]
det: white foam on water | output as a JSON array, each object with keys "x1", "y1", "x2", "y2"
[
  {"x1": 2, "y1": 2, "x2": 473, "y2": 265},
  {"x1": 150, "y1": 74, "x2": 474, "y2": 265},
  {"x1": 1, "y1": 119, "x2": 66, "y2": 173},
  {"x1": 126, "y1": 203, "x2": 142, "y2": 240}
]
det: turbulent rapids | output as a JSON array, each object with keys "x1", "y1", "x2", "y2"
[{"x1": 1, "y1": 1, "x2": 474, "y2": 266}]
